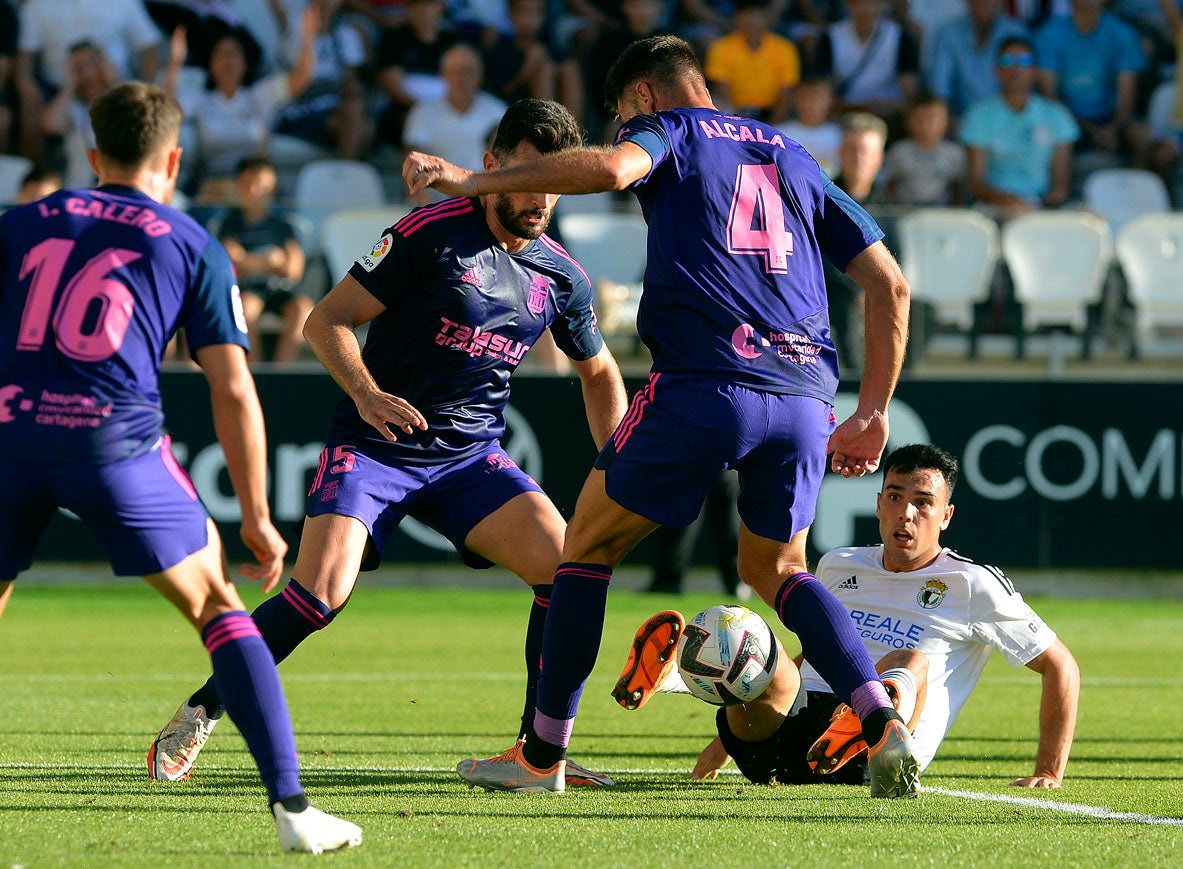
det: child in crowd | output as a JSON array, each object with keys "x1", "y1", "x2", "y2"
[
  {"x1": 882, "y1": 93, "x2": 966, "y2": 206},
  {"x1": 215, "y1": 157, "x2": 314, "y2": 365},
  {"x1": 15, "y1": 166, "x2": 62, "y2": 204},
  {"x1": 778, "y1": 75, "x2": 842, "y2": 177}
]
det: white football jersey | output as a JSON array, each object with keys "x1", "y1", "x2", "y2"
[{"x1": 802, "y1": 546, "x2": 1057, "y2": 771}]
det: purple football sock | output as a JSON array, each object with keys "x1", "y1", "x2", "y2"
[
  {"x1": 190, "y1": 579, "x2": 335, "y2": 715},
  {"x1": 202, "y1": 611, "x2": 303, "y2": 805},
  {"x1": 519, "y1": 584, "x2": 553, "y2": 741},
  {"x1": 774, "y1": 572, "x2": 885, "y2": 705},
  {"x1": 524, "y1": 563, "x2": 611, "y2": 767}
]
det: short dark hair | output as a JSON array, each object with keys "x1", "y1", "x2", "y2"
[
  {"x1": 797, "y1": 73, "x2": 833, "y2": 90},
  {"x1": 490, "y1": 98, "x2": 584, "y2": 159},
  {"x1": 21, "y1": 165, "x2": 62, "y2": 188},
  {"x1": 910, "y1": 91, "x2": 947, "y2": 111},
  {"x1": 236, "y1": 155, "x2": 276, "y2": 177},
  {"x1": 997, "y1": 35, "x2": 1035, "y2": 61},
  {"x1": 881, "y1": 444, "x2": 959, "y2": 496},
  {"x1": 604, "y1": 35, "x2": 705, "y2": 111},
  {"x1": 89, "y1": 82, "x2": 183, "y2": 168}
]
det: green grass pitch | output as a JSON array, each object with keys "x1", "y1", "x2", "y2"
[{"x1": 1, "y1": 581, "x2": 1181, "y2": 867}]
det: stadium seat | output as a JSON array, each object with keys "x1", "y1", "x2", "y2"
[
  {"x1": 555, "y1": 212, "x2": 648, "y2": 338},
  {"x1": 1082, "y1": 168, "x2": 1170, "y2": 234},
  {"x1": 1115, "y1": 214, "x2": 1183, "y2": 358},
  {"x1": 294, "y1": 159, "x2": 386, "y2": 235},
  {"x1": 897, "y1": 208, "x2": 1000, "y2": 357},
  {"x1": 557, "y1": 212, "x2": 648, "y2": 285},
  {"x1": 1002, "y1": 211, "x2": 1113, "y2": 365},
  {"x1": 320, "y1": 205, "x2": 413, "y2": 284},
  {"x1": 0, "y1": 154, "x2": 34, "y2": 206}
]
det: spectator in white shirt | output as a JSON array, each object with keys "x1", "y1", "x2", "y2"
[
  {"x1": 165, "y1": 9, "x2": 317, "y2": 199},
  {"x1": 403, "y1": 43, "x2": 508, "y2": 203}
]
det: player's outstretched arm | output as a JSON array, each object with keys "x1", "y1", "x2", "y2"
[
  {"x1": 303, "y1": 275, "x2": 428, "y2": 442},
  {"x1": 1011, "y1": 639, "x2": 1079, "y2": 788},
  {"x1": 403, "y1": 142, "x2": 653, "y2": 199},
  {"x1": 571, "y1": 346, "x2": 628, "y2": 450},
  {"x1": 691, "y1": 737, "x2": 732, "y2": 781},
  {"x1": 827, "y1": 241, "x2": 910, "y2": 478},
  {"x1": 194, "y1": 343, "x2": 288, "y2": 591}
]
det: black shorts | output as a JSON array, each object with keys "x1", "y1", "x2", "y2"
[
  {"x1": 240, "y1": 276, "x2": 300, "y2": 315},
  {"x1": 715, "y1": 690, "x2": 868, "y2": 786}
]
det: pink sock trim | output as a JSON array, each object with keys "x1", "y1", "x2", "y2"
[
  {"x1": 850, "y1": 680, "x2": 893, "y2": 722},
  {"x1": 532, "y1": 710, "x2": 573, "y2": 748},
  {"x1": 201, "y1": 612, "x2": 261, "y2": 654}
]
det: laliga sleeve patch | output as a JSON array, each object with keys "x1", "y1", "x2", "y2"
[
  {"x1": 231, "y1": 284, "x2": 248, "y2": 333},
  {"x1": 358, "y1": 234, "x2": 394, "y2": 272}
]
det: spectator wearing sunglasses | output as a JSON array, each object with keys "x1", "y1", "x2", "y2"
[
  {"x1": 927, "y1": 0, "x2": 1028, "y2": 120},
  {"x1": 959, "y1": 35, "x2": 1079, "y2": 215}
]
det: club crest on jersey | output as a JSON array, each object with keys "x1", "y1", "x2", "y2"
[
  {"x1": 917, "y1": 579, "x2": 948, "y2": 609},
  {"x1": 527, "y1": 276, "x2": 551, "y2": 315},
  {"x1": 358, "y1": 234, "x2": 393, "y2": 272}
]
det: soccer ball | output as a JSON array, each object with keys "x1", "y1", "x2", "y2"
[{"x1": 677, "y1": 605, "x2": 778, "y2": 706}]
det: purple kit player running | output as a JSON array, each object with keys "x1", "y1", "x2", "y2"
[
  {"x1": 0, "y1": 83, "x2": 361, "y2": 852},
  {"x1": 404, "y1": 35, "x2": 921, "y2": 797},
  {"x1": 148, "y1": 99, "x2": 628, "y2": 788}
]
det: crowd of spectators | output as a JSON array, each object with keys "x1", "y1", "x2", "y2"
[{"x1": 2, "y1": 0, "x2": 1180, "y2": 364}]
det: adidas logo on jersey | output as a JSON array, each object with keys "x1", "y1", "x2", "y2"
[
  {"x1": 460, "y1": 268, "x2": 482, "y2": 287},
  {"x1": 837, "y1": 576, "x2": 859, "y2": 590}
]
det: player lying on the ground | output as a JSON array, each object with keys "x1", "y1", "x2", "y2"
[
  {"x1": 146, "y1": 98, "x2": 628, "y2": 789},
  {"x1": 0, "y1": 82, "x2": 360, "y2": 853},
  {"x1": 615, "y1": 444, "x2": 1080, "y2": 788}
]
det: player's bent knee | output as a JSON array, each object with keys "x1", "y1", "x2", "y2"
[
  {"x1": 144, "y1": 542, "x2": 246, "y2": 629},
  {"x1": 878, "y1": 648, "x2": 927, "y2": 676}
]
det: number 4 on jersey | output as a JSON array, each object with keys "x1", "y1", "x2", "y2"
[{"x1": 727, "y1": 164, "x2": 794, "y2": 274}]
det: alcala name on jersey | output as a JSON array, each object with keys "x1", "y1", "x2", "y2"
[{"x1": 698, "y1": 119, "x2": 787, "y2": 149}]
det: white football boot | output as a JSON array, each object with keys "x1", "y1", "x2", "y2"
[
  {"x1": 148, "y1": 701, "x2": 220, "y2": 781},
  {"x1": 273, "y1": 803, "x2": 363, "y2": 854}
]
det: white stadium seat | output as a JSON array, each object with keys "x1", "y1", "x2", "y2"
[
  {"x1": 1082, "y1": 168, "x2": 1170, "y2": 234},
  {"x1": 1115, "y1": 214, "x2": 1183, "y2": 357},
  {"x1": 557, "y1": 212, "x2": 648, "y2": 286},
  {"x1": 321, "y1": 205, "x2": 413, "y2": 284},
  {"x1": 1002, "y1": 211, "x2": 1112, "y2": 364},
  {"x1": 295, "y1": 159, "x2": 386, "y2": 235},
  {"x1": 897, "y1": 208, "x2": 1000, "y2": 356},
  {"x1": 556, "y1": 212, "x2": 649, "y2": 338},
  {"x1": 0, "y1": 154, "x2": 35, "y2": 206}
]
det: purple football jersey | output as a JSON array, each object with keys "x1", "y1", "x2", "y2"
[
  {"x1": 617, "y1": 108, "x2": 884, "y2": 401},
  {"x1": 0, "y1": 185, "x2": 248, "y2": 463},
  {"x1": 339, "y1": 197, "x2": 602, "y2": 464}
]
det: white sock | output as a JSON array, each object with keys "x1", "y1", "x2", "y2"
[
  {"x1": 659, "y1": 665, "x2": 691, "y2": 694},
  {"x1": 880, "y1": 667, "x2": 918, "y2": 725}
]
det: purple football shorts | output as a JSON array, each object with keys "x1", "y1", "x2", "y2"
[
  {"x1": 593, "y1": 373, "x2": 834, "y2": 542},
  {"x1": 0, "y1": 437, "x2": 210, "y2": 580},
  {"x1": 306, "y1": 439, "x2": 544, "y2": 569}
]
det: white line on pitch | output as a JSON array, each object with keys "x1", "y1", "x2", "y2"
[
  {"x1": 923, "y1": 786, "x2": 1183, "y2": 827},
  {"x1": 3, "y1": 761, "x2": 1182, "y2": 828}
]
